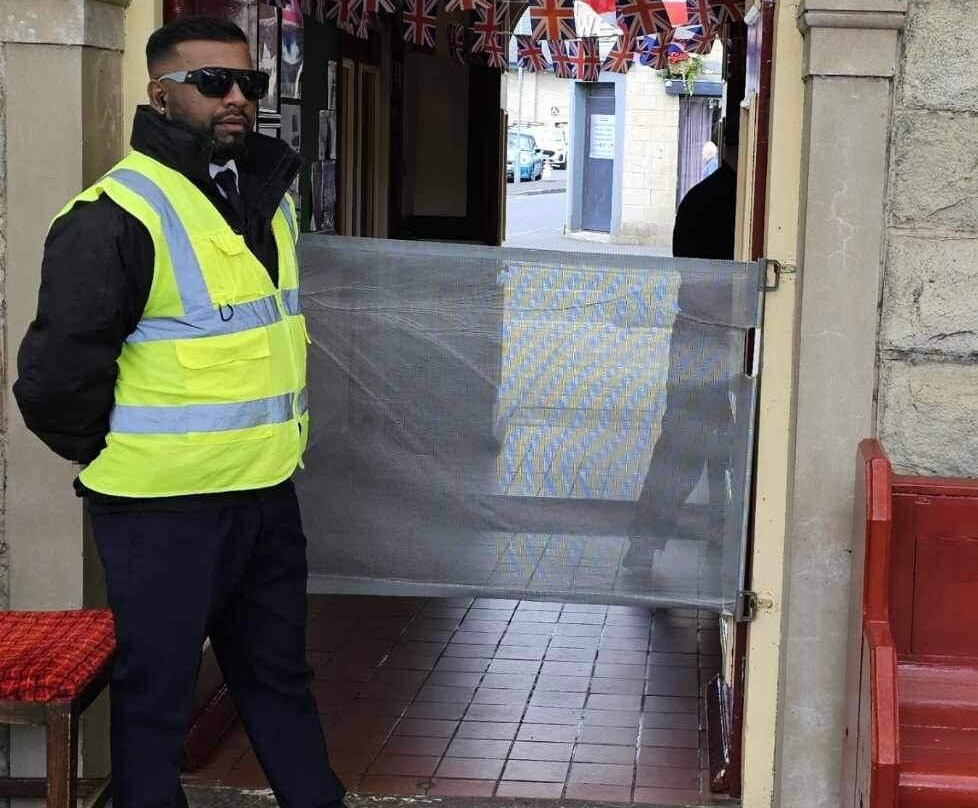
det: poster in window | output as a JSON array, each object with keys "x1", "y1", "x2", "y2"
[
  {"x1": 318, "y1": 109, "x2": 338, "y2": 162},
  {"x1": 311, "y1": 160, "x2": 337, "y2": 233},
  {"x1": 281, "y1": 0, "x2": 304, "y2": 99},
  {"x1": 281, "y1": 102, "x2": 301, "y2": 154},
  {"x1": 327, "y1": 61, "x2": 338, "y2": 111},
  {"x1": 258, "y1": 4, "x2": 280, "y2": 114}
]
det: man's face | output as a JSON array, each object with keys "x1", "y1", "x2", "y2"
[{"x1": 149, "y1": 39, "x2": 256, "y2": 161}]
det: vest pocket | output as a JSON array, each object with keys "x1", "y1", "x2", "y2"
[{"x1": 174, "y1": 328, "x2": 273, "y2": 403}]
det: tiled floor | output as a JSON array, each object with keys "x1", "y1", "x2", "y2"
[{"x1": 185, "y1": 595, "x2": 726, "y2": 806}]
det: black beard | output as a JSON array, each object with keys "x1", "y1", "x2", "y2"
[{"x1": 212, "y1": 134, "x2": 248, "y2": 162}]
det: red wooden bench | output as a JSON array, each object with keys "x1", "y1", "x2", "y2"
[
  {"x1": 843, "y1": 440, "x2": 978, "y2": 808},
  {"x1": 0, "y1": 609, "x2": 115, "y2": 806}
]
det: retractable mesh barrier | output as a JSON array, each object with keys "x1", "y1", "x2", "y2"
[{"x1": 296, "y1": 237, "x2": 764, "y2": 614}]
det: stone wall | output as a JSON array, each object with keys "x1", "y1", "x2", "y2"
[
  {"x1": 619, "y1": 65, "x2": 678, "y2": 247},
  {"x1": 0, "y1": 34, "x2": 10, "y2": 789},
  {"x1": 505, "y1": 70, "x2": 571, "y2": 125},
  {"x1": 878, "y1": 0, "x2": 978, "y2": 476}
]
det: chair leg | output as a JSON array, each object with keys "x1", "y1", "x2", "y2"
[{"x1": 45, "y1": 702, "x2": 78, "y2": 808}]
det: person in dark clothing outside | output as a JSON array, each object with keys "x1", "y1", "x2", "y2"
[
  {"x1": 15, "y1": 16, "x2": 345, "y2": 808},
  {"x1": 624, "y1": 139, "x2": 739, "y2": 569}
]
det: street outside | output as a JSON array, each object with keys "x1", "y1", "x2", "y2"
[{"x1": 503, "y1": 169, "x2": 670, "y2": 256}]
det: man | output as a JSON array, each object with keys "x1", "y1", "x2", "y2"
[
  {"x1": 625, "y1": 135, "x2": 738, "y2": 568},
  {"x1": 14, "y1": 16, "x2": 345, "y2": 808}
]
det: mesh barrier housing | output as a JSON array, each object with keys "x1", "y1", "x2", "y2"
[{"x1": 297, "y1": 236, "x2": 764, "y2": 614}]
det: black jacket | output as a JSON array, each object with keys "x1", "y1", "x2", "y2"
[{"x1": 14, "y1": 106, "x2": 302, "y2": 509}]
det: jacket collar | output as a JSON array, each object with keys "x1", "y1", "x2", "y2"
[{"x1": 129, "y1": 105, "x2": 302, "y2": 222}]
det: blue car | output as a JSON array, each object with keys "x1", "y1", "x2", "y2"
[{"x1": 507, "y1": 132, "x2": 545, "y2": 182}]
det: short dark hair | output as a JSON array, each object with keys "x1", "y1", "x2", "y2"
[{"x1": 146, "y1": 15, "x2": 249, "y2": 74}]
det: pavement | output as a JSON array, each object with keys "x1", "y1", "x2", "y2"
[
  {"x1": 507, "y1": 170, "x2": 568, "y2": 198},
  {"x1": 184, "y1": 787, "x2": 696, "y2": 808}
]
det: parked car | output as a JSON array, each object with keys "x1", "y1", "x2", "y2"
[
  {"x1": 507, "y1": 133, "x2": 545, "y2": 182},
  {"x1": 514, "y1": 123, "x2": 568, "y2": 170}
]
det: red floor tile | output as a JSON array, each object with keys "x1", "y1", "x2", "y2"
[
  {"x1": 566, "y1": 783, "x2": 633, "y2": 802},
  {"x1": 574, "y1": 744, "x2": 637, "y2": 765},
  {"x1": 436, "y1": 757, "x2": 507, "y2": 780},
  {"x1": 642, "y1": 711, "x2": 699, "y2": 730},
  {"x1": 464, "y1": 703, "x2": 526, "y2": 722},
  {"x1": 359, "y1": 775, "x2": 430, "y2": 796},
  {"x1": 633, "y1": 787, "x2": 703, "y2": 805},
  {"x1": 568, "y1": 762, "x2": 634, "y2": 786},
  {"x1": 488, "y1": 658, "x2": 543, "y2": 674},
  {"x1": 523, "y1": 706, "x2": 583, "y2": 725},
  {"x1": 329, "y1": 752, "x2": 375, "y2": 774},
  {"x1": 544, "y1": 646, "x2": 597, "y2": 662},
  {"x1": 367, "y1": 754, "x2": 440, "y2": 777},
  {"x1": 393, "y1": 718, "x2": 459, "y2": 738},
  {"x1": 510, "y1": 741, "x2": 574, "y2": 761},
  {"x1": 635, "y1": 765, "x2": 701, "y2": 789},
  {"x1": 586, "y1": 694, "x2": 644, "y2": 711},
  {"x1": 578, "y1": 725, "x2": 639, "y2": 746},
  {"x1": 446, "y1": 738, "x2": 513, "y2": 758},
  {"x1": 583, "y1": 709, "x2": 642, "y2": 728},
  {"x1": 473, "y1": 687, "x2": 531, "y2": 705},
  {"x1": 497, "y1": 781, "x2": 565, "y2": 798},
  {"x1": 382, "y1": 736, "x2": 451, "y2": 757},
  {"x1": 502, "y1": 759, "x2": 571, "y2": 783},
  {"x1": 434, "y1": 656, "x2": 492, "y2": 672},
  {"x1": 592, "y1": 678, "x2": 646, "y2": 695},
  {"x1": 535, "y1": 675, "x2": 591, "y2": 692},
  {"x1": 405, "y1": 701, "x2": 468, "y2": 720},
  {"x1": 529, "y1": 690, "x2": 587, "y2": 708},
  {"x1": 516, "y1": 723, "x2": 579, "y2": 743},
  {"x1": 428, "y1": 779, "x2": 497, "y2": 797},
  {"x1": 540, "y1": 661, "x2": 595, "y2": 677},
  {"x1": 416, "y1": 685, "x2": 477, "y2": 703},
  {"x1": 640, "y1": 728, "x2": 700, "y2": 749},
  {"x1": 456, "y1": 721, "x2": 519, "y2": 740},
  {"x1": 643, "y1": 696, "x2": 699, "y2": 714},
  {"x1": 426, "y1": 671, "x2": 484, "y2": 688},
  {"x1": 637, "y1": 746, "x2": 700, "y2": 769}
]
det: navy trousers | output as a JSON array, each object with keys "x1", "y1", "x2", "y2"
[{"x1": 90, "y1": 488, "x2": 345, "y2": 808}]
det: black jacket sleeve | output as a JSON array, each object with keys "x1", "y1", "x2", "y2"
[{"x1": 13, "y1": 196, "x2": 154, "y2": 463}]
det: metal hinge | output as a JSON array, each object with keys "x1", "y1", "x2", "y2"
[
  {"x1": 735, "y1": 590, "x2": 775, "y2": 622},
  {"x1": 764, "y1": 259, "x2": 798, "y2": 292}
]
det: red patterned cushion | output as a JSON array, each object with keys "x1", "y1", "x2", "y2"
[{"x1": 0, "y1": 610, "x2": 115, "y2": 702}]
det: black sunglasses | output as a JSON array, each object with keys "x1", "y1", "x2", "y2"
[{"x1": 158, "y1": 67, "x2": 270, "y2": 101}]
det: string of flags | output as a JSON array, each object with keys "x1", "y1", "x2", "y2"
[{"x1": 281, "y1": 0, "x2": 743, "y2": 74}]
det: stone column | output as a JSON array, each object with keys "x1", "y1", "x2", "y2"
[
  {"x1": 0, "y1": 0, "x2": 130, "y2": 796},
  {"x1": 775, "y1": 3, "x2": 906, "y2": 807}
]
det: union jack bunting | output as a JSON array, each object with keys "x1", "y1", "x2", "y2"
[
  {"x1": 528, "y1": 0, "x2": 577, "y2": 42},
  {"x1": 549, "y1": 40, "x2": 572, "y2": 78},
  {"x1": 684, "y1": 23, "x2": 719, "y2": 54},
  {"x1": 601, "y1": 30, "x2": 635, "y2": 74},
  {"x1": 471, "y1": 1, "x2": 507, "y2": 54},
  {"x1": 324, "y1": 0, "x2": 354, "y2": 29},
  {"x1": 516, "y1": 35, "x2": 550, "y2": 72},
  {"x1": 616, "y1": 0, "x2": 670, "y2": 39},
  {"x1": 484, "y1": 32, "x2": 508, "y2": 70},
  {"x1": 638, "y1": 30, "x2": 683, "y2": 69},
  {"x1": 402, "y1": 0, "x2": 438, "y2": 49},
  {"x1": 710, "y1": 0, "x2": 744, "y2": 22},
  {"x1": 565, "y1": 36, "x2": 600, "y2": 81},
  {"x1": 445, "y1": 0, "x2": 490, "y2": 11},
  {"x1": 663, "y1": 0, "x2": 687, "y2": 24},
  {"x1": 448, "y1": 23, "x2": 468, "y2": 63},
  {"x1": 686, "y1": 0, "x2": 718, "y2": 26},
  {"x1": 364, "y1": 0, "x2": 398, "y2": 15}
]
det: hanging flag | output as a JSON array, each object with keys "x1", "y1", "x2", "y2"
[
  {"x1": 549, "y1": 40, "x2": 572, "y2": 78},
  {"x1": 484, "y1": 32, "x2": 508, "y2": 70},
  {"x1": 663, "y1": 0, "x2": 687, "y2": 25},
  {"x1": 471, "y1": 1, "x2": 506, "y2": 54},
  {"x1": 601, "y1": 30, "x2": 635, "y2": 74},
  {"x1": 685, "y1": 23, "x2": 718, "y2": 54},
  {"x1": 402, "y1": 0, "x2": 438, "y2": 49},
  {"x1": 448, "y1": 23, "x2": 468, "y2": 62},
  {"x1": 565, "y1": 36, "x2": 600, "y2": 81},
  {"x1": 639, "y1": 30, "x2": 682, "y2": 69},
  {"x1": 365, "y1": 0, "x2": 399, "y2": 14},
  {"x1": 687, "y1": 0, "x2": 718, "y2": 25},
  {"x1": 528, "y1": 0, "x2": 577, "y2": 42},
  {"x1": 516, "y1": 35, "x2": 550, "y2": 72},
  {"x1": 445, "y1": 0, "x2": 489, "y2": 11},
  {"x1": 616, "y1": 0, "x2": 670, "y2": 39},
  {"x1": 710, "y1": 0, "x2": 744, "y2": 22},
  {"x1": 324, "y1": 0, "x2": 354, "y2": 30}
]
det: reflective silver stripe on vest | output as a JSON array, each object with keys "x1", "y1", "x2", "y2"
[
  {"x1": 110, "y1": 169, "x2": 213, "y2": 317},
  {"x1": 281, "y1": 288, "x2": 301, "y2": 316},
  {"x1": 129, "y1": 293, "x2": 283, "y2": 342},
  {"x1": 110, "y1": 169, "x2": 288, "y2": 343},
  {"x1": 279, "y1": 197, "x2": 297, "y2": 241},
  {"x1": 297, "y1": 387, "x2": 308, "y2": 416},
  {"x1": 109, "y1": 389, "x2": 307, "y2": 434}
]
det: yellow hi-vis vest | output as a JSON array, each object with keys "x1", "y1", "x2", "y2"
[{"x1": 68, "y1": 150, "x2": 309, "y2": 498}]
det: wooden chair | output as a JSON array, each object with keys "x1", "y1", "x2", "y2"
[{"x1": 0, "y1": 609, "x2": 115, "y2": 807}]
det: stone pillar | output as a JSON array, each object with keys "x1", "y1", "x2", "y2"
[
  {"x1": 0, "y1": 0, "x2": 130, "y2": 797},
  {"x1": 775, "y1": 3, "x2": 906, "y2": 807}
]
